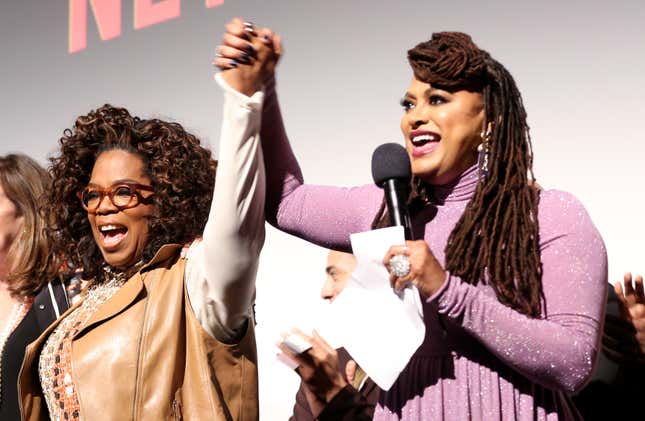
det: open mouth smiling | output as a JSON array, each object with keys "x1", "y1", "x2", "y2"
[
  {"x1": 98, "y1": 223, "x2": 128, "y2": 249},
  {"x1": 410, "y1": 130, "x2": 442, "y2": 157}
]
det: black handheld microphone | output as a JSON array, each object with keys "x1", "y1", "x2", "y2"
[{"x1": 371, "y1": 143, "x2": 412, "y2": 240}]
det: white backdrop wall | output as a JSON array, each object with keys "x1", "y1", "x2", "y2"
[{"x1": 2, "y1": 1, "x2": 644, "y2": 418}]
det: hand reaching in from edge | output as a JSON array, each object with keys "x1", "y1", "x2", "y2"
[
  {"x1": 213, "y1": 18, "x2": 283, "y2": 96},
  {"x1": 610, "y1": 272, "x2": 645, "y2": 361}
]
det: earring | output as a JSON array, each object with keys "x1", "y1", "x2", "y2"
[{"x1": 477, "y1": 129, "x2": 491, "y2": 178}]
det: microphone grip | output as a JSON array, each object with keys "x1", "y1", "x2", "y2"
[{"x1": 383, "y1": 178, "x2": 412, "y2": 240}]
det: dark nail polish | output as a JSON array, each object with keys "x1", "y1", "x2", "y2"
[
  {"x1": 239, "y1": 53, "x2": 251, "y2": 64},
  {"x1": 230, "y1": 60, "x2": 238, "y2": 68},
  {"x1": 246, "y1": 44, "x2": 255, "y2": 54}
]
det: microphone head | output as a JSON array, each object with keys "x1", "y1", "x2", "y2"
[{"x1": 371, "y1": 143, "x2": 412, "y2": 187}]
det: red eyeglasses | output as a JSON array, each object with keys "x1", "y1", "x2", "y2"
[{"x1": 77, "y1": 182, "x2": 154, "y2": 213}]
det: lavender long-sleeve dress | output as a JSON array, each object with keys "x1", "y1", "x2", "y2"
[{"x1": 260, "y1": 79, "x2": 607, "y2": 420}]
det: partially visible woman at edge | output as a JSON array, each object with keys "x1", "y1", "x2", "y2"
[
  {"x1": 18, "y1": 27, "x2": 277, "y2": 421},
  {"x1": 217, "y1": 22, "x2": 607, "y2": 420},
  {"x1": 0, "y1": 154, "x2": 70, "y2": 421}
]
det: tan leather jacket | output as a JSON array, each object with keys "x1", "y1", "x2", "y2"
[{"x1": 19, "y1": 244, "x2": 258, "y2": 420}]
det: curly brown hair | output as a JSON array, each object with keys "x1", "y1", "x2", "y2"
[{"x1": 44, "y1": 104, "x2": 217, "y2": 283}]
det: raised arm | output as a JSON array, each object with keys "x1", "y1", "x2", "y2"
[
  {"x1": 432, "y1": 191, "x2": 607, "y2": 392},
  {"x1": 259, "y1": 60, "x2": 383, "y2": 249},
  {"x1": 184, "y1": 21, "x2": 277, "y2": 343}
]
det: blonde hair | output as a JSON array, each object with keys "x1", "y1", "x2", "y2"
[{"x1": 0, "y1": 154, "x2": 56, "y2": 297}]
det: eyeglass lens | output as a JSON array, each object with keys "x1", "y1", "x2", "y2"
[{"x1": 83, "y1": 185, "x2": 136, "y2": 209}]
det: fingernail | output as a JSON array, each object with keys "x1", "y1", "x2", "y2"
[
  {"x1": 245, "y1": 44, "x2": 255, "y2": 54},
  {"x1": 243, "y1": 21, "x2": 254, "y2": 27},
  {"x1": 244, "y1": 26, "x2": 256, "y2": 33},
  {"x1": 229, "y1": 59, "x2": 238, "y2": 68},
  {"x1": 239, "y1": 52, "x2": 251, "y2": 64},
  {"x1": 262, "y1": 34, "x2": 272, "y2": 44}
]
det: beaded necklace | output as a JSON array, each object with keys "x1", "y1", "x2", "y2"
[{"x1": 39, "y1": 265, "x2": 133, "y2": 420}]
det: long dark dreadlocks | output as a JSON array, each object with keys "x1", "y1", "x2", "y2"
[{"x1": 375, "y1": 32, "x2": 543, "y2": 317}]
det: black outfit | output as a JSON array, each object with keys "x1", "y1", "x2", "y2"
[
  {"x1": 317, "y1": 384, "x2": 378, "y2": 421},
  {"x1": 573, "y1": 287, "x2": 645, "y2": 421},
  {"x1": 0, "y1": 279, "x2": 70, "y2": 421}
]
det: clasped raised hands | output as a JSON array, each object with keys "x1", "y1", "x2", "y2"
[{"x1": 213, "y1": 18, "x2": 283, "y2": 96}]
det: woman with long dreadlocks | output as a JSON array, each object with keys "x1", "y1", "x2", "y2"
[{"x1": 217, "y1": 21, "x2": 607, "y2": 420}]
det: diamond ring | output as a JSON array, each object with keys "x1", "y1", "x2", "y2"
[{"x1": 389, "y1": 254, "x2": 411, "y2": 277}]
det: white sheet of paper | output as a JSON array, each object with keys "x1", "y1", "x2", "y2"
[
  {"x1": 278, "y1": 226, "x2": 426, "y2": 391},
  {"x1": 337, "y1": 226, "x2": 425, "y2": 390}
]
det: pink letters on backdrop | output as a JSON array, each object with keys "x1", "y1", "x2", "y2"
[
  {"x1": 134, "y1": 0, "x2": 180, "y2": 30},
  {"x1": 69, "y1": 0, "x2": 225, "y2": 53},
  {"x1": 69, "y1": 0, "x2": 122, "y2": 53}
]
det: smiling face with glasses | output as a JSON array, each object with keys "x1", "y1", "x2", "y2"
[{"x1": 82, "y1": 149, "x2": 155, "y2": 269}]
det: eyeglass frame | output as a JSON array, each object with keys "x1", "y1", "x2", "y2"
[{"x1": 77, "y1": 182, "x2": 155, "y2": 213}]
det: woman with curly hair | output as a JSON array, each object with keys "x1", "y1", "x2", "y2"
[
  {"x1": 0, "y1": 154, "x2": 69, "y2": 421},
  {"x1": 18, "y1": 28, "x2": 274, "y2": 421},
  {"x1": 217, "y1": 21, "x2": 607, "y2": 420}
]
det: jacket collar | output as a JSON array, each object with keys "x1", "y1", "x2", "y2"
[
  {"x1": 81, "y1": 244, "x2": 183, "y2": 332},
  {"x1": 140, "y1": 243, "x2": 183, "y2": 273}
]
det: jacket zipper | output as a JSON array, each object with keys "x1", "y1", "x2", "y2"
[{"x1": 131, "y1": 272, "x2": 156, "y2": 420}]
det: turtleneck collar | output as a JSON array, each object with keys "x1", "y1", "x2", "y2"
[{"x1": 426, "y1": 164, "x2": 479, "y2": 204}]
